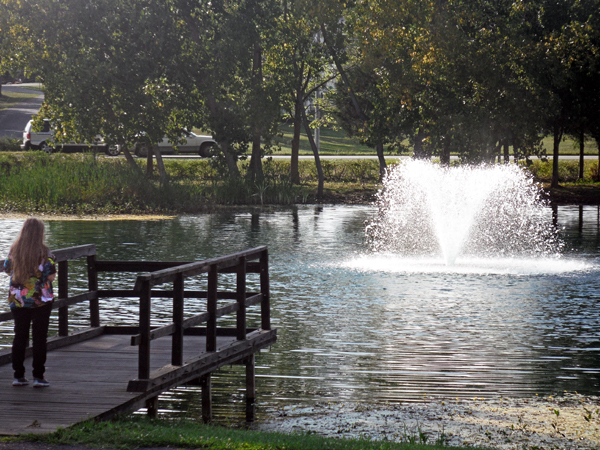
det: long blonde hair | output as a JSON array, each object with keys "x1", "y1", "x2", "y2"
[{"x1": 9, "y1": 218, "x2": 50, "y2": 285}]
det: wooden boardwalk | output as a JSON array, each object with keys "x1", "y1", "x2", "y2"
[{"x1": 0, "y1": 245, "x2": 277, "y2": 436}]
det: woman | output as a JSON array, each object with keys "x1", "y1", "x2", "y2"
[{"x1": 3, "y1": 218, "x2": 56, "y2": 387}]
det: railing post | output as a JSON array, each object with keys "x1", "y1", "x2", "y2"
[
  {"x1": 200, "y1": 373, "x2": 212, "y2": 423},
  {"x1": 57, "y1": 260, "x2": 69, "y2": 336},
  {"x1": 259, "y1": 249, "x2": 270, "y2": 330},
  {"x1": 139, "y1": 279, "x2": 151, "y2": 380},
  {"x1": 236, "y1": 256, "x2": 246, "y2": 340},
  {"x1": 87, "y1": 254, "x2": 100, "y2": 328},
  {"x1": 172, "y1": 273, "x2": 184, "y2": 366},
  {"x1": 206, "y1": 265, "x2": 217, "y2": 352}
]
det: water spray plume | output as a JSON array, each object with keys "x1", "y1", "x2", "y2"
[{"x1": 366, "y1": 160, "x2": 563, "y2": 266}]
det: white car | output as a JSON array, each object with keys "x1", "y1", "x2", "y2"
[
  {"x1": 134, "y1": 130, "x2": 216, "y2": 157},
  {"x1": 21, "y1": 119, "x2": 121, "y2": 156}
]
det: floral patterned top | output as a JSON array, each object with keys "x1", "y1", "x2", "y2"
[{"x1": 3, "y1": 254, "x2": 56, "y2": 309}]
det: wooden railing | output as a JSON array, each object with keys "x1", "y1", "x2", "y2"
[
  {"x1": 128, "y1": 246, "x2": 271, "y2": 387},
  {"x1": 0, "y1": 245, "x2": 273, "y2": 382}
]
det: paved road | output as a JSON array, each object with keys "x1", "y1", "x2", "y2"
[
  {"x1": 0, "y1": 84, "x2": 44, "y2": 139},
  {"x1": 0, "y1": 84, "x2": 596, "y2": 161}
]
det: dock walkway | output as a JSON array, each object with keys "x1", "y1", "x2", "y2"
[{"x1": 0, "y1": 245, "x2": 276, "y2": 435}]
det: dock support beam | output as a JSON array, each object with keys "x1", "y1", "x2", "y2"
[
  {"x1": 245, "y1": 355, "x2": 255, "y2": 422},
  {"x1": 201, "y1": 374, "x2": 212, "y2": 423},
  {"x1": 146, "y1": 396, "x2": 158, "y2": 418}
]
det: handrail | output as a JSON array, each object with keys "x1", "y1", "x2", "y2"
[
  {"x1": 0, "y1": 244, "x2": 272, "y2": 392},
  {"x1": 133, "y1": 246, "x2": 270, "y2": 381}
]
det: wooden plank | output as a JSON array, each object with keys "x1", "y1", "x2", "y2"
[
  {"x1": 95, "y1": 261, "x2": 261, "y2": 274},
  {"x1": 58, "y1": 260, "x2": 69, "y2": 336},
  {"x1": 87, "y1": 254, "x2": 100, "y2": 328},
  {"x1": 95, "y1": 261, "x2": 189, "y2": 272},
  {"x1": 0, "y1": 329, "x2": 275, "y2": 435},
  {"x1": 52, "y1": 244, "x2": 96, "y2": 262},
  {"x1": 53, "y1": 291, "x2": 97, "y2": 309},
  {"x1": 206, "y1": 266, "x2": 218, "y2": 352},
  {"x1": 127, "y1": 329, "x2": 277, "y2": 392},
  {"x1": 236, "y1": 256, "x2": 247, "y2": 340},
  {"x1": 134, "y1": 246, "x2": 267, "y2": 289},
  {"x1": 260, "y1": 249, "x2": 271, "y2": 330}
]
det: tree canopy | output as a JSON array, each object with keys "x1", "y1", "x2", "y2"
[{"x1": 1, "y1": 0, "x2": 598, "y2": 185}]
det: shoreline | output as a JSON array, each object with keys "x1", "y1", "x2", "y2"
[
  {"x1": 0, "y1": 181, "x2": 598, "y2": 222},
  {"x1": 258, "y1": 392, "x2": 600, "y2": 449}
]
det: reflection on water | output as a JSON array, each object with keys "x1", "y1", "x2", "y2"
[{"x1": 0, "y1": 205, "x2": 599, "y2": 424}]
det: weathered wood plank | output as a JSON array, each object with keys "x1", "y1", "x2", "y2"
[
  {"x1": 134, "y1": 246, "x2": 267, "y2": 289},
  {"x1": 52, "y1": 244, "x2": 96, "y2": 262},
  {"x1": 0, "y1": 332, "x2": 271, "y2": 435},
  {"x1": 127, "y1": 329, "x2": 277, "y2": 392}
]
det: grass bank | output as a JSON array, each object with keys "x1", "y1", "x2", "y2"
[
  {"x1": 5, "y1": 417, "x2": 480, "y2": 450},
  {"x1": 0, "y1": 153, "x2": 598, "y2": 215},
  {"x1": 273, "y1": 124, "x2": 600, "y2": 156},
  {"x1": 0, "y1": 153, "x2": 382, "y2": 214}
]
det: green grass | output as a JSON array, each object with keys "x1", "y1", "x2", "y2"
[
  {"x1": 540, "y1": 135, "x2": 598, "y2": 155},
  {"x1": 273, "y1": 124, "x2": 383, "y2": 155},
  {"x1": 0, "y1": 89, "x2": 41, "y2": 111},
  {"x1": 272, "y1": 124, "x2": 600, "y2": 157},
  {"x1": 4, "y1": 417, "x2": 484, "y2": 450},
  {"x1": 0, "y1": 153, "x2": 597, "y2": 214}
]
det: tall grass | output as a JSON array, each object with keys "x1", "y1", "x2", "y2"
[
  {"x1": 0, "y1": 154, "x2": 379, "y2": 213},
  {"x1": 0, "y1": 153, "x2": 596, "y2": 214}
]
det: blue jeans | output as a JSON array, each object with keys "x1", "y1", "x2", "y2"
[{"x1": 11, "y1": 303, "x2": 52, "y2": 379}]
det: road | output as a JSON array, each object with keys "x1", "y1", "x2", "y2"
[
  {"x1": 0, "y1": 84, "x2": 596, "y2": 161},
  {"x1": 0, "y1": 83, "x2": 44, "y2": 139}
]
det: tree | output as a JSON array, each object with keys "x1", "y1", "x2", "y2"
[{"x1": 265, "y1": 1, "x2": 331, "y2": 187}]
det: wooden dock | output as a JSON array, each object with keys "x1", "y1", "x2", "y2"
[{"x1": 0, "y1": 245, "x2": 277, "y2": 436}]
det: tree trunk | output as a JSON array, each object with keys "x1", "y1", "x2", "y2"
[
  {"x1": 290, "y1": 94, "x2": 303, "y2": 185},
  {"x1": 122, "y1": 147, "x2": 143, "y2": 175},
  {"x1": 206, "y1": 94, "x2": 240, "y2": 179},
  {"x1": 579, "y1": 128, "x2": 585, "y2": 180},
  {"x1": 413, "y1": 128, "x2": 427, "y2": 159},
  {"x1": 219, "y1": 139, "x2": 241, "y2": 178},
  {"x1": 146, "y1": 150, "x2": 153, "y2": 177},
  {"x1": 376, "y1": 142, "x2": 387, "y2": 180},
  {"x1": 302, "y1": 110, "x2": 323, "y2": 201},
  {"x1": 440, "y1": 138, "x2": 451, "y2": 166},
  {"x1": 321, "y1": 22, "x2": 387, "y2": 178},
  {"x1": 551, "y1": 122, "x2": 564, "y2": 188},
  {"x1": 595, "y1": 134, "x2": 600, "y2": 182},
  {"x1": 152, "y1": 145, "x2": 168, "y2": 185},
  {"x1": 248, "y1": 42, "x2": 263, "y2": 183},
  {"x1": 321, "y1": 23, "x2": 366, "y2": 125}
]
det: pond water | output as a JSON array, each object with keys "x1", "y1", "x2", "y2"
[{"x1": 1, "y1": 204, "x2": 599, "y2": 423}]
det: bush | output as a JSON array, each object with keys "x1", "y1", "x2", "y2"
[
  {"x1": 0, "y1": 137, "x2": 21, "y2": 152},
  {"x1": 526, "y1": 159, "x2": 599, "y2": 183}
]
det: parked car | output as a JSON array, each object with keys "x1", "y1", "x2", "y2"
[
  {"x1": 21, "y1": 119, "x2": 121, "y2": 156},
  {"x1": 134, "y1": 130, "x2": 216, "y2": 157}
]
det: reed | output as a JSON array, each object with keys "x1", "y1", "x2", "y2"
[{"x1": 0, "y1": 153, "x2": 596, "y2": 214}]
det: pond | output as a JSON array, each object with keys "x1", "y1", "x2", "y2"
[{"x1": 1, "y1": 204, "x2": 599, "y2": 423}]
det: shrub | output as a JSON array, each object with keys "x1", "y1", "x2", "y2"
[{"x1": 0, "y1": 137, "x2": 21, "y2": 152}]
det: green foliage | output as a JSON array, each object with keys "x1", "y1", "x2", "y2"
[
  {"x1": 526, "y1": 160, "x2": 599, "y2": 183},
  {"x1": 0, "y1": 154, "x2": 383, "y2": 213},
  {"x1": 0, "y1": 137, "x2": 21, "y2": 152},
  {"x1": 15, "y1": 416, "x2": 480, "y2": 450}
]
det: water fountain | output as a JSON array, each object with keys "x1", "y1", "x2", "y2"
[{"x1": 364, "y1": 160, "x2": 566, "y2": 272}]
